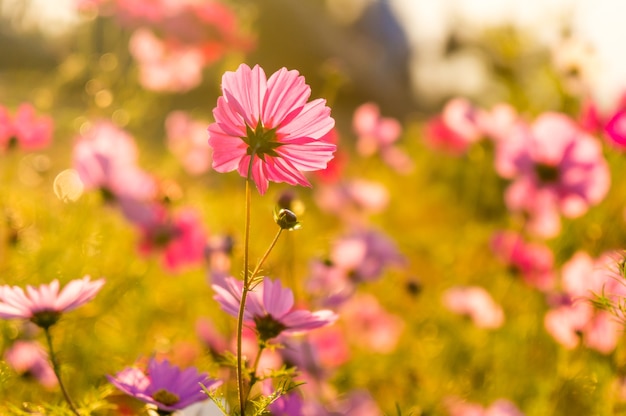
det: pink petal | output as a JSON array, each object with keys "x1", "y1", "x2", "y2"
[
  {"x1": 262, "y1": 67, "x2": 310, "y2": 128},
  {"x1": 222, "y1": 64, "x2": 267, "y2": 128}
]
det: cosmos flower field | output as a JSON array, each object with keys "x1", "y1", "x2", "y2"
[{"x1": 2, "y1": 1, "x2": 626, "y2": 415}]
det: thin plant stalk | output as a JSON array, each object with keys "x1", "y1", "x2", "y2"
[
  {"x1": 235, "y1": 177, "x2": 252, "y2": 415},
  {"x1": 249, "y1": 228, "x2": 283, "y2": 288},
  {"x1": 44, "y1": 327, "x2": 80, "y2": 416}
]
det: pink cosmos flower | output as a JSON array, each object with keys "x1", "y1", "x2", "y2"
[
  {"x1": 577, "y1": 94, "x2": 626, "y2": 149},
  {"x1": 0, "y1": 276, "x2": 105, "y2": 328},
  {"x1": 495, "y1": 112, "x2": 610, "y2": 238},
  {"x1": 490, "y1": 231, "x2": 556, "y2": 291},
  {"x1": 195, "y1": 317, "x2": 228, "y2": 357},
  {"x1": 329, "y1": 229, "x2": 406, "y2": 283},
  {"x1": 353, "y1": 102, "x2": 402, "y2": 156},
  {"x1": 339, "y1": 294, "x2": 404, "y2": 353},
  {"x1": 442, "y1": 286, "x2": 504, "y2": 329},
  {"x1": 135, "y1": 205, "x2": 208, "y2": 272},
  {"x1": 424, "y1": 98, "x2": 482, "y2": 155},
  {"x1": 314, "y1": 179, "x2": 389, "y2": 226},
  {"x1": 280, "y1": 326, "x2": 350, "y2": 380},
  {"x1": 108, "y1": 358, "x2": 221, "y2": 413},
  {"x1": 207, "y1": 64, "x2": 336, "y2": 194},
  {"x1": 212, "y1": 276, "x2": 337, "y2": 341},
  {"x1": 476, "y1": 103, "x2": 519, "y2": 142},
  {"x1": 544, "y1": 251, "x2": 626, "y2": 353},
  {"x1": 129, "y1": 28, "x2": 205, "y2": 93},
  {"x1": 0, "y1": 103, "x2": 53, "y2": 152},
  {"x1": 73, "y1": 121, "x2": 157, "y2": 201},
  {"x1": 4, "y1": 340, "x2": 57, "y2": 388},
  {"x1": 306, "y1": 259, "x2": 355, "y2": 307},
  {"x1": 165, "y1": 111, "x2": 213, "y2": 175},
  {"x1": 306, "y1": 229, "x2": 405, "y2": 306}
]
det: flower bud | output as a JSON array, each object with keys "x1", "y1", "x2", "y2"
[{"x1": 274, "y1": 208, "x2": 301, "y2": 230}]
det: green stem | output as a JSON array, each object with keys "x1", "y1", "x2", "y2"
[
  {"x1": 44, "y1": 327, "x2": 80, "y2": 416},
  {"x1": 248, "y1": 342, "x2": 267, "y2": 389},
  {"x1": 236, "y1": 178, "x2": 252, "y2": 416},
  {"x1": 249, "y1": 228, "x2": 283, "y2": 288}
]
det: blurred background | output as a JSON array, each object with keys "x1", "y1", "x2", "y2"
[
  {"x1": 2, "y1": 0, "x2": 626, "y2": 119},
  {"x1": 3, "y1": 1, "x2": 626, "y2": 415}
]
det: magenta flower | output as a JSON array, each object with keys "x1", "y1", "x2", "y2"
[
  {"x1": 0, "y1": 276, "x2": 105, "y2": 328},
  {"x1": 424, "y1": 98, "x2": 482, "y2": 155},
  {"x1": 108, "y1": 358, "x2": 221, "y2": 413},
  {"x1": 4, "y1": 340, "x2": 57, "y2": 389},
  {"x1": 213, "y1": 277, "x2": 337, "y2": 341},
  {"x1": 495, "y1": 113, "x2": 610, "y2": 238},
  {"x1": 0, "y1": 103, "x2": 53, "y2": 152},
  {"x1": 134, "y1": 205, "x2": 208, "y2": 272},
  {"x1": 490, "y1": 231, "x2": 556, "y2": 291},
  {"x1": 207, "y1": 64, "x2": 336, "y2": 194}
]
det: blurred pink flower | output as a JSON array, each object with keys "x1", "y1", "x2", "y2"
[
  {"x1": 129, "y1": 28, "x2": 205, "y2": 93},
  {"x1": 4, "y1": 340, "x2": 57, "y2": 389},
  {"x1": 340, "y1": 294, "x2": 404, "y2": 353},
  {"x1": 495, "y1": 112, "x2": 610, "y2": 238},
  {"x1": 165, "y1": 111, "x2": 213, "y2": 175},
  {"x1": 476, "y1": 103, "x2": 519, "y2": 142},
  {"x1": 578, "y1": 94, "x2": 626, "y2": 150},
  {"x1": 604, "y1": 109, "x2": 626, "y2": 149},
  {"x1": 0, "y1": 277, "x2": 105, "y2": 328},
  {"x1": 195, "y1": 317, "x2": 228, "y2": 357},
  {"x1": 353, "y1": 102, "x2": 402, "y2": 156},
  {"x1": 207, "y1": 64, "x2": 336, "y2": 194},
  {"x1": 306, "y1": 259, "x2": 354, "y2": 307},
  {"x1": 205, "y1": 234, "x2": 233, "y2": 286},
  {"x1": 0, "y1": 103, "x2": 53, "y2": 152},
  {"x1": 136, "y1": 205, "x2": 208, "y2": 272},
  {"x1": 280, "y1": 326, "x2": 350, "y2": 379},
  {"x1": 100, "y1": 0, "x2": 254, "y2": 58},
  {"x1": 212, "y1": 276, "x2": 337, "y2": 341},
  {"x1": 544, "y1": 251, "x2": 626, "y2": 353},
  {"x1": 73, "y1": 121, "x2": 157, "y2": 201},
  {"x1": 490, "y1": 231, "x2": 556, "y2": 291},
  {"x1": 447, "y1": 398, "x2": 523, "y2": 416},
  {"x1": 314, "y1": 179, "x2": 389, "y2": 224},
  {"x1": 442, "y1": 286, "x2": 504, "y2": 329},
  {"x1": 307, "y1": 229, "x2": 405, "y2": 307},
  {"x1": 424, "y1": 98, "x2": 482, "y2": 155},
  {"x1": 108, "y1": 358, "x2": 221, "y2": 413},
  {"x1": 330, "y1": 229, "x2": 405, "y2": 283}
]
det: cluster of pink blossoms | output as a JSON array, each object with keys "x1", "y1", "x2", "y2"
[
  {"x1": 352, "y1": 102, "x2": 414, "y2": 174},
  {"x1": 80, "y1": 0, "x2": 254, "y2": 93},
  {"x1": 425, "y1": 99, "x2": 610, "y2": 239},
  {"x1": 73, "y1": 121, "x2": 207, "y2": 272}
]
